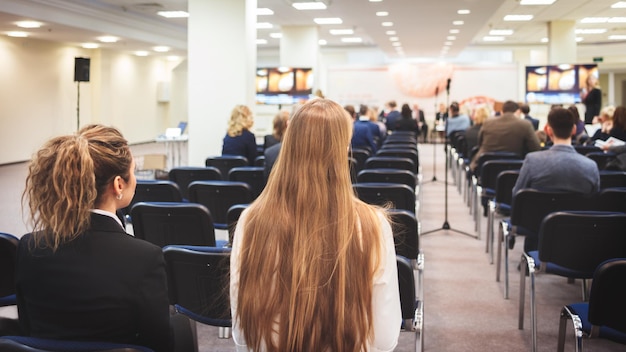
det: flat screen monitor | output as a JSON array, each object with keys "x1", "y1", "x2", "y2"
[
  {"x1": 256, "y1": 67, "x2": 314, "y2": 105},
  {"x1": 525, "y1": 64, "x2": 598, "y2": 104}
]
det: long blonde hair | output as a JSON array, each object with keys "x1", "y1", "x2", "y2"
[
  {"x1": 227, "y1": 105, "x2": 253, "y2": 137},
  {"x1": 237, "y1": 98, "x2": 383, "y2": 351},
  {"x1": 23, "y1": 125, "x2": 132, "y2": 251}
]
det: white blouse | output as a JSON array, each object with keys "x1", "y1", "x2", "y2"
[{"x1": 229, "y1": 209, "x2": 401, "y2": 352}]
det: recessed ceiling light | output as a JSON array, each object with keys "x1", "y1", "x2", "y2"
[
  {"x1": 7, "y1": 31, "x2": 28, "y2": 37},
  {"x1": 483, "y1": 36, "x2": 505, "y2": 42},
  {"x1": 330, "y1": 29, "x2": 354, "y2": 35},
  {"x1": 256, "y1": 39, "x2": 268, "y2": 45},
  {"x1": 489, "y1": 29, "x2": 514, "y2": 35},
  {"x1": 341, "y1": 37, "x2": 363, "y2": 43},
  {"x1": 444, "y1": 41, "x2": 453, "y2": 45},
  {"x1": 98, "y1": 36, "x2": 118, "y2": 43},
  {"x1": 82, "y1": 43, "x2": 99, "y2": 49},
  {"x1": 153, "y1": 46, "x2": 170, "y2": 52},
  {"x1": 318, "y1": 39, "x2": 327, "y2": 45},
  {"x1": 256, "y1": 22, "x2": 273, "y2": 29},
  {"x1": 157, "y1": 11, "x2": 189, "y2": 18},
  {"x1": 314, "y1": 17, "x2": 343, "y2": 24},
  {"x1": 257, "y1": 8, "x2": 274, "y2": 15},
  {"x1": 576, "y1": 37, "x2": 584, "y2": 42},
  {"x1": 453, "y1": 20, "x2": 464, "y2": 25},
  {"x1": 520, "y1": 0, "x2": 555, "y2": 4},
  {"x1": 167, "y1": 56, "x2": 179, "y2": 61},
  {"x1": 457, "y1": 9, "x2": 470, "y2": 15},
  {"x1": 449, "y1": 29, "x2": 460, "y2": 34},
  {"x1": 134, "y1": 51, "x2": 149, "y2": 56},
  {"x1": 15, "y1": 21, "x2": 43, "y2": 28},
  {"x1": 292, "y1": 2, "x2": 327, "y2": 10},
  {"x1": 389, "y1": 36, "x2": 399, "y2": 41},
  {"x1": 580, "y1": 17, "x2": 609, "y2": 23},
  {"x1": 609, "y1": 17, "x2": 626, "y2": 23},
  {"x1": 376, "y1": 11, "x2": 389, "y2": 16},
  {"x1": 609, "y1": 34, "x2": 626, "y2": 39},
  {"x1": 541, "y1": 37, "x2": 549, "y2": 43},
  {"x1": 381, "y1": 22, "x2": 394, "y2": 27},
  {"x1": 612, "y1": 1, "x2": 626, "y2": 8},
  {"x1": 447, "y1": 36, "x2": 456, "y2": 40},
  {"x1": 575, "y1": 29, "x2": 607, "y2": 34},
  {"x1": 504, "y1": 15, "x2": 533, "y2": 21},
  {"x1": 269, "y1": 32, "x2": 282, "y2": 38},
  {"x1": 391, "y1": 42, "x2": 401, "y2": 47},
  {"x1": 385, "y1": 30, "x2": 396, "y2": 35},
  {"x1": 369, "y1": 0, "x2": 383, "y2": 2}
]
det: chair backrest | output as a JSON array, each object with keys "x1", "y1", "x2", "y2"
[
  {"x1": 0, "y1": 233, "x2": 18, "y2": 301},
  {"x1": 168, "y1": 166, "x2": 222, "y2": 199},
  {"x1": 479, "y1": 159, "x2": 524, "y2": 190},
  {"x1": 375, "y1": 149, "x2": 419, "y2": 172},
  {"x1": 205, "y1": 156, "x2": 249, "y2": 179},
  {"x1": 254, "y1": 155, "x2": 265, "y2": 167},
  {"x1": 130, "y1": 202, "x2": 216, "y2": 247},
  {"x1": 474, "y1": 151, "x2": 521, "y2": 176},
  {"x1": 397, "y1": 256, "x2": 417, "y2": 321},
  {"x1": 599, "y1": 170, "x2": 626, "y2": 189},
  {"x1": 353, "y1": 183, "x2": 415, "y2": 213},
  {"x1": 510, "y1": 189, "x2": 593, "y2": 236},
  {"x1": 574, "y1": 145, "x2": 601, "y2": 155},
  {"x1": 188, "y1": 181, "x2": 252, "y2": 228},
  {"x1": 357, "y1": 168, "x2": 416, "y2": 190},
  {"x1": 587, "y1": 152, "x2": 616, "y2": 170},
  {"x1": 365, "y1": 156, "x2": 416, "y2": 175},
  {"x1": 228, "y1": 166, "x2": 266, "y2": 200},
  {"x1": 0, "y1": 336, "x2": 154, "y2": 352},
  {"x1": 350, "y1": 148, "x2": 371, "y2": 174},
  {"x1": 493, "y1": 170, "x2": 520, "y2": 206},
  {"x1": 389, "y1": 209, "x2": 419, "y2": 260},
  {"x1": 379, "y1": 143, "x2": 417, "y2": 151},
  {"x1": 594, "y1": 188, "x2": 626, "y2": 213},
  {"x1": 124, "y1": 180, "x2": 182, "y2": 217},
  {"x1": 226, "y1": 204, "x2": 249, "y2": 245},
  {"x1": 163, "y1": 246, "x2": 231, "y2": 327},
  {"x1": 588, "y1": 258, "x2": 626, "y2": 333},
  {"x1": 538, "y1": 211, "x2": 626, "y2": 273}
]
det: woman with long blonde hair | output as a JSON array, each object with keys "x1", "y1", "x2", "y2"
[
  {"x1": 230, "y1": 98, "x2": 401, "y2": 351},
  {"x1": 222, "y1": 104, "x2": 257, "y2": 165}
]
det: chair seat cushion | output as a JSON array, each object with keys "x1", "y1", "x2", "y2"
[
  {"x1": 567, "y1": 303, "x2": 626, "y2": 344},
  {"x1": 528, "y1": 251, "x2": 594, "y2": 279}
]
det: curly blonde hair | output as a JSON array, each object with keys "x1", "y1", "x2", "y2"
[{"x1": 227, "y1": 105, "x2": 254, "y2": 137}]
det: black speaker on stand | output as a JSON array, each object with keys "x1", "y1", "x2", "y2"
[
  {"x1": 74, "y1": 57, "x2": 90, "y2": 131},
  {"x1": 421, "y1": 78, "x2": 477, "y2": 239}
]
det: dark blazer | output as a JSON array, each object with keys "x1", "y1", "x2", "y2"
[
  {"x1": 263, "y1": 142, "x2": 281, "y2": 178},
  {"x1": 222, "y1": 129, "x2": 257, "y2": 166},
  {"x1": 394, "y1": 117, "x2": 419, "y2": 133},
  {"x1": 583, "y1": 87, "x2": 602, "y2": 124},
  {"x1": 16, "y1": 213, "x2": 171, "y2": 352},
  {"x1": 525, "y1": 115, "x2": 539, "y2": 131}
]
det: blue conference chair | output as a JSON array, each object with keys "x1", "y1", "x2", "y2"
[
  {"x1": 0, "y1": 232, "x2": 18, "y2": 307},
  {"x1": 0, "y1": 336, "x2": 154, "y2": 352}
]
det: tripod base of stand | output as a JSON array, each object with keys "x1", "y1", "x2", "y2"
[{"x1": 421, "y1": 221, "x2": 478, "y2": 239}]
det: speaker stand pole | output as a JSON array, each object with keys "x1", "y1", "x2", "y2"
[
  {"x1": 421, "y1": 89, "x2": 451, "y2": 186},
  {"x1": 421, "y1": 79, "x2": 477, "y2": 239},
  {"x1": 76, "y1": 81, "x2": 80, "y2": 132}
]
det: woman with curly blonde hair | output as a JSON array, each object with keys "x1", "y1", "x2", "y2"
[
  {"x1": 222, "y1": 104, "x2": 257, "y2": 165},
  {"x1": 230, "y1": 98, "x2": 401, "y2": 352}
]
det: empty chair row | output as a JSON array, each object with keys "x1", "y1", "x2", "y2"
[{"x1": 169, "y1": 165, "x2": 265, "y2": 199}]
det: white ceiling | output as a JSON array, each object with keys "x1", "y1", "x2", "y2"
[{"x1": 1, "y1": 0, "x2": 625, "y2": 61}]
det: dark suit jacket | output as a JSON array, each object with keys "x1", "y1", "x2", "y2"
[
  {"x1": 16, "y1": 213, "x2": 171, "y2": 352},
  {"x1": 470, "y1": 112, "x2": 541, "y2": 171},
  {"x1": 263, "y1": 142, "x2": 281, "y2": 178},
  {"x1": 525, "y1": 115, "x2": 539, "y2": 131},
  {"x1": 583, "y1": 88, "x2": 602, "y2": 124}
]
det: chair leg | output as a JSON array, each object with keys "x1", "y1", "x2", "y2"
[
  {"x1": 582, "y1": 279, "x2": 589, "y2": 301},
  {"x1": 218, "y1": 327, "x2": 231, "y2": 339},
  {"x1": 486, "y1": 202, "x2": 493, "y2": 254},
  {"x1": 558, "y1": 306, "x2": 583, "y2": 352},
  {"x1": 504, "y1": 231, "x2": 511, "y2": 299},
  {"x1": 519, "y1": 255, "x2": 528, "y2": 330}
]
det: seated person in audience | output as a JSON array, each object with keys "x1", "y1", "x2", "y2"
[
  {"x1": 357, "y1": 104, "x2": 383, "y2": 147},
  {"x1": 395, "y1": 103, "x2": 419, "y2": 134},
  {"x1": 470, "y1": 100, "x2": 540, "y2": 171},
  {"x1": 346, "y1": 104, "x2": 377, "y2": 153},
  {"x1": 520, "y1": 103, "x2": 539, "y2": 131},
  {"x1": 17, "y1": 125, "x2": 191, "y2": 352},
  {"x1": 366, "y1": 104, "x2": 386, "y2": 143},
  {"x1": 588, "y1": 105, "x2": 615, "y2": 143},
  {"x1": 264, "y1": 110, "x2": 289, "y2": 150},
  {"x1": 230, "y1": 98, "x2": 401, "y2": 352},
  {"x1": 445, "y1": 101, "x2": 471, "y2": 137},
  {"x1": 383, "y1": 100, "x2": 401, "y2": 132},
  {"x1": 512, "y1": 107, "x2": 600, "y2": 252},
  {"x1": 567, "y1": 105, "x2": 587, "y2": 143},
  {"x1": 222, "y1": 104, "x2": 257, "y2": 165},
  {"x1": 465, "y1": 106, "x2": 490, "y2": 154},
  {"x1": 608, "y1": 105, "x2": 626, "y2": 142}
]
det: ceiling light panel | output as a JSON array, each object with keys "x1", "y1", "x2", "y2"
[
  {"x1": 257, "y1": 8, "x2": 274, "y2": 15},
  {"x1": 381, "y1": 22, "x2": 394, "y2": 27},
  {"x1": 489, "y1": 29, "x2": 514, "y2": 35},
  {"x1": 256, "y1": 22, "x2": 273, "y2": 29},
  {"x1": 329, "y1": 29, "x2": 354, "y2": 35},
  {"x1": 157, "y1": 11, "x2": 188, "y2": 18},
  {"x1": 292, "y1": 2, "x2": 327, "y2": 10},
  {"x1": 341, "y1": 37, "x2": 363, "y2": 43},
  {"x1": 98, "y1": 36, "x2": 118, "y2": 43},
  {"x1": 520, "y1": 0, "x2": 556, "y2": 4},
  {"x1": 7, "y1": 31, "x2": 28, "y2": 37},
  {"x1": 15, "y1": 21, "x2": 42, "y2": 28},
  {"x1": 612, "y1": 1, "x2": 626, "y2": 8},
  {"x1": 575, "y1": 29, "x2": 607, "y2": 34},
  {"x1": 609, "y1": 34, "x2": 626, "y2": 39},
  {"x1": 457, "y1": 9, "x2": 470, "y2": 15},
  {"x1": 504, "y1": 15, "x2": 534, "y2": 21},
  {"x1": 376, "y1": 12, "x2": 389, "y2": 16},
  {"x1": 314, "y1": 18, "x2": 343, "y2": 24},
  {"x1": 453, "y1": 20, "x2": 464, "y2": 25},
  {"x1": 580, "y1": 17, "x2": 608, "y2": 23}
]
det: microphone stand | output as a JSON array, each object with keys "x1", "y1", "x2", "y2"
[
  {"x1": 421, "y1": 78, "x2": 477, "y2": 239},
  {"x1": 421, "y1": 86, "x2": 450, "y2": 186}
]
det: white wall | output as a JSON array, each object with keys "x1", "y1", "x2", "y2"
[{"x1": 0, "y1": 35, "x2": 177, "y2": 164}]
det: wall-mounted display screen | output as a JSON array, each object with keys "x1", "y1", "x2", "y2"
[
  {"x1": 525, "y1": 64, "x2": 598, "y2": 104},
  {"x1": 256, "y1": 67, "x2": 314, "y2": 105}
]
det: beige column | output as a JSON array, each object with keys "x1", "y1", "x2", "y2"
[
  {"x1": 548, "y1": 20, "x2": 576, "y2": 64},
  {"x1": 187, "y1": 0, "x2": 257, "y2": 166}
]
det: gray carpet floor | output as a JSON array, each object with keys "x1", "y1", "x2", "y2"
[{"x1": 0, "y1": 142, "x2": 621, "y2": 351}]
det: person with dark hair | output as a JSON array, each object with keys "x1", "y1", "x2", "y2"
[
  {"x1": 346, "y1": 104, "x2": 377, "y2": 153},
  {"x1": 383, "y1": 100, "x2": 401, "y2": 131},
  {"x1": 567, "y1": 105, "x2": 586, "y2": 141},
  {"x1": 470, "y1": 100, "x2": 540, "y2": 171},
  {"x1": 520, "y1": 103, "x2": 539, "y2": 131},
  {"x1": 264, "y1": 110, "x2": 290, "y2": 149},
  {"x1": 357, "y1": 104, "x2": 383, "y2": 146},
  {"x1": 445, "y1": 101, "x2": 470, "y2": 137},
  {"x1": 608, "y1": 105, "x2": 626, "y2": 141},
  {"x1": 395, "y1": 103, "x2": 419, "y2": 133},
  {"x1": 17, "y1": 125, "x2": 193, "y2": 352},
  {"x1": 512, "y1": 107, "x2": 599, "y2": 252}
]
